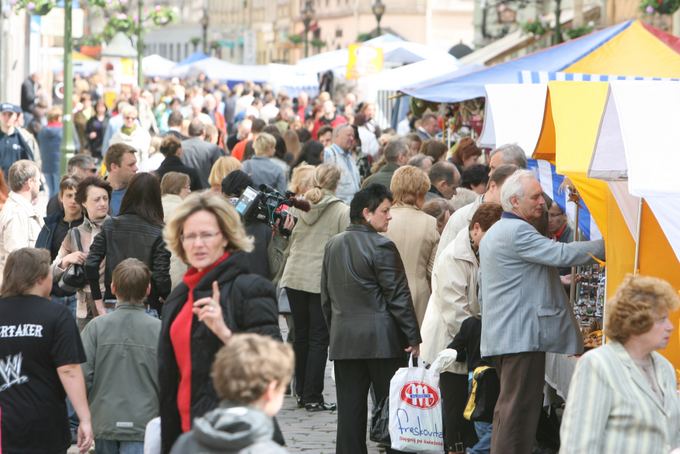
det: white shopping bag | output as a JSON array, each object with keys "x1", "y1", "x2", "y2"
[{"x1": 388, "y1": 355, "x2": 445, "y2": 452}]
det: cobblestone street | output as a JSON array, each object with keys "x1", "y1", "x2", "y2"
[{"x1": 277, "y1": 361, "x2": 382, "y2": 454}]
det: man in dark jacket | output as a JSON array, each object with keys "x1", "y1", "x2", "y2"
[
  {"x1": 321, "y1": 184, "x2": 421, "y2": 454},
  {"x1": 181, "y1": 118, "x2": 223, "y2": 188},
  {"x1": 361, "y1": 138, "x2": 408, "y2": 189},
  {"x1": 156, "y1": 135, "x2": 203, "y2": 191},
  {"x1": 36, "y1": 176, "x2": 83, "y2": 316},
  {"x1": 0, "y1": 103, "x2": 34, "y2": 178},
  {"x1": 21, "y1": 74, "x2": 39, "y2": 113}
]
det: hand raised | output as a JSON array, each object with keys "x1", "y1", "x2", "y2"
[{"x1": 193, "y1": 281, "x2": 232, "y2": 343}]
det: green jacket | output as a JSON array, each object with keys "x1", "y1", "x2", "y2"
[
  {"x1": 361, "y1": 162, "x2": 399, "y2": 189},
  {"x1": 81, "y1": 303, "x2": 161, "y2": 441}
]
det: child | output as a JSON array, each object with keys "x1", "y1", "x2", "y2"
[
  {"x1": 81, "y1": 258, "x2": 161, "y2": 452},
  {"x1": 444, "y1": 315, "x2": 499, "y2": 454},
  {"x1": 170, "y1": 333, "x2": 294, "y2": 453}
]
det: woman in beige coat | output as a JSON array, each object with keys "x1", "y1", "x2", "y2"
[
  {"x1": 384, "y1": 165, "x2": 439, "y2": 325},
  {"x1": 52, "y1": 177, "x2": 111, "y2": 331},
  {"x1": 420, "y1": 203, "x2": 503, "y2": 453},
  {"x1": 280, "y1": 164, "x2": 350, "y2": 411}
]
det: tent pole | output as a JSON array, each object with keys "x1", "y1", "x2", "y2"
[
  {"x1": 633, "y1": 197, "x2": 643, "y2": 275},
  {"x1": 569, "y1": 193, "x2": 580, "y2": 306}
]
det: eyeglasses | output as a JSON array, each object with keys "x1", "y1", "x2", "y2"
[
  {"x1": 124, "y1": 116, "x2": 137, "y2": 120},
  {"x1": 180, "y1": 231, "x2": 222, "y2": 244}
]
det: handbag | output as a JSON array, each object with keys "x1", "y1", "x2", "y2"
[
  {"x1": 369, "y1": 396, "x2": 390, "y2": 445},
  {"x1": 58, "y1": 228, "x2": 87, "y2": 293},
  {"x1": 463, "y1": 365, "x2": 500, "y2": 423}
]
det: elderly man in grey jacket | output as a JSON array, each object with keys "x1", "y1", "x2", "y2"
[{"x1": 479, "y1": 170, "x2": 604, "y2": 454}]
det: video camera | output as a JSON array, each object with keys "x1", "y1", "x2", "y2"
[{"x1": 233, "y1": 184, "x2": 310, "y2": 237}]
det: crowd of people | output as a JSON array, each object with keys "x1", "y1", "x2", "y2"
[{"x1": 0, "y1": 71, "x2": 678, "y2": 454}]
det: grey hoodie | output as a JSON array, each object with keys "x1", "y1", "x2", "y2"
[{"x1": 169, "y1": 404, "x2": 288, "y2": 454}]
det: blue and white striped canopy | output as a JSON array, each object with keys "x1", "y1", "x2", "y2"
[{"x1": 528, "y1": 159, "x2": 602, "y2": 241}]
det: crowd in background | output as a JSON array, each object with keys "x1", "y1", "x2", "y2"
[{"x1": 0, "y1": 70, "x2": 678, "y2": 454}]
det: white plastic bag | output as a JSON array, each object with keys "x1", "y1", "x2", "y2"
[{"x1": 388, "y1": 355, "x2": 445, "y2": 452}]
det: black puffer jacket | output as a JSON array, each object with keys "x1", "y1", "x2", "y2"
[
  {"x1": 321, "y1": 223, "x2": 421, "y2": 360},
  {"x1": 158, "y1": 251, "x2": 281, "y2": 454},
  {"x1": 84, "y1": 213, "x2": 171, "y2": 310}
]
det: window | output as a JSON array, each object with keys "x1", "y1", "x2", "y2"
[{"x1": 335, "y1": 28, "x2": 342, "y2": 38}]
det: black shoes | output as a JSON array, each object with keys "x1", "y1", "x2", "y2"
[
  {"x1": 305, "y1": 401, "x2": 336, "y2": 412},
  {"x1": 296, "y1": 396, "x2": 304, "y2": 408}
]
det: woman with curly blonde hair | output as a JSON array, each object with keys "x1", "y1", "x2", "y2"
[{"x1": 560, "y1": 274, "x2": 680, "y2": 454}]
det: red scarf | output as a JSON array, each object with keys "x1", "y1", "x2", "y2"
[{"x1": 170, "y1": 251, "x2": 230, "y2": 432}]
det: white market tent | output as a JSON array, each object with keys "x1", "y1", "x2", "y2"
[
  {"x1": 142, "y1": 54, "x2": 176, "y2": 77},
  {"x1": 589, "y1": 81, "x2": 680, "y2": 261},
  {"x1": 295, "y1": 33, "x2": 454, "y2": 74},
  {"x1": 358, "y1": 54, "x2": 461, "y2": 92},
  {"x1": 167, "y1": 57, "x2": 318, "y2": 96}
]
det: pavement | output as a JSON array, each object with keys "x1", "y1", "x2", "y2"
[{"x1": 278, "y1": 360, "x2": 382, "y2": 454}]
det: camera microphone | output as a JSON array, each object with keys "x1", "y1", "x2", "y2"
[{"x1": 287, "y1": 197, "x2": 311, "y2": 212}]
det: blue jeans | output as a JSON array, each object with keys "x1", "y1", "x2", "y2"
[
  {"x1": 45, "y1": 172, "x2": 60, "y2": 199},
  {"x1": 51, "y1": 294, "x2": 77, "y2": 319},
  {"x1": 467, "y1": 373, "x2": 492, "y2": 454},
  {"x1": 467, "y1": 421, "x2": 492, "y2": 454},
  {"x1": 95, "y1": 439, "x2": 144, "y2": 454}
]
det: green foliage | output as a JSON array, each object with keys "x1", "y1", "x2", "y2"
[
  {"x1": 310, "y1": 38, "x2": 326, "y2": 49},
  {"x1": 288, "y1": 34, "x2": 303, "y2": 45},
  {"x1": 640, "y1": 0, "x2": 680, "y2": 15},
  {"x1": 357, "y1": 32, "x2": 373, "y2": 42},
  {"x1": 564, "y1": 25, "x2": 594, "y2": 40},
  {"x1": 11, "y1": 0, "x2": 56, "y2": 16},
  {"x1": 521, "y1": 19, "x2": 548, "y2": 36}
]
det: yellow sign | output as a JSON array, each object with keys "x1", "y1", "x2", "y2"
[{"x1": 346, "y1": 43, "x2": 383, "y2": 80}]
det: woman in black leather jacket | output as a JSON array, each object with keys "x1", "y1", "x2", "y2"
[
  {"x1": 84, "y1": 172, "x2": 171, "y2": 315},
  {"x1": 321, "y1": 183, "x2": 422, "y2": 454},
  {"x1": 158, "y1": 192, "x2": 281, "y2": 453}
]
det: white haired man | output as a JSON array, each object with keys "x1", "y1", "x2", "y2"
[
  {"x1": 0, "y1": 160, "x2": 43, "y2": 286},
  {"x1": 479, "y1": 170, "x2": 604, "y2": 454}
]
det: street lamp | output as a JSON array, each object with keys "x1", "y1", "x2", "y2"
[
  {"x1": 372, "y1": 0, "x2": 385, "y2": 37},
  {"x1": 200, "y1": 8, "x2": 209, "y2": 54},
  {"x1": 301, "y1": 0, "x2": 314, "y2": 58}
]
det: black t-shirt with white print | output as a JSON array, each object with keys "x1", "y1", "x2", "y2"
[{"x1": 0, "y1": 295, "x2": 85, "y2": 453}]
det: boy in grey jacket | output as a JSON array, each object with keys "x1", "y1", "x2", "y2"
[
  {"x1": 170, "y1": 334, "x2": 294, "y2": 454},
  {"x1": 81, "y1": 258, "x2": 161, "y2": 452}
]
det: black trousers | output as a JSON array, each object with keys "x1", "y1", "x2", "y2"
[
  {"x1": 440, "y1": 372, "x2": 477, "y2": 451},
  {"x1": 334, "y1": 357, "x2": 409, "y2": 454},
  {"x1": 286, "y1": 288, "x2": 329, "y2": 404}
]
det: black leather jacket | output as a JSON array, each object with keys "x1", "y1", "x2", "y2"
[
  {"x1": 321, "y1": 223, "x2": 421, "y2": 360},
  {"x1": 84, "y1": 213, "x2": 171, "y2": 310},
  {"x1": 158, "y1": 251, "x2": 281, "y2": 453}
]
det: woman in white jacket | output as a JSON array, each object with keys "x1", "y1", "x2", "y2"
[{"x1": 420, "y1": 203, "x2": 503, "y2": 453}]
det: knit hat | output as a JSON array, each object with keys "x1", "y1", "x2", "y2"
[{"x1": 221, "y1": 170, "x2": 254, "y2": 197}]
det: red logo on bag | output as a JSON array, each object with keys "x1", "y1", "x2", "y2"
[{"x1": 400, "y1": 381, "x2": 440, "y2": 409}]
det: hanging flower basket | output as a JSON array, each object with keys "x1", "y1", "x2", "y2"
[
  {"x1": 521, "y1": 19, "x2": 549, "y2": 37},
  {"x1": 640, "y1": 0, "x2": 680, "y2": 15},
  {"x1": 11, "y1": 0, "x2": 56, "y2": 16}
]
